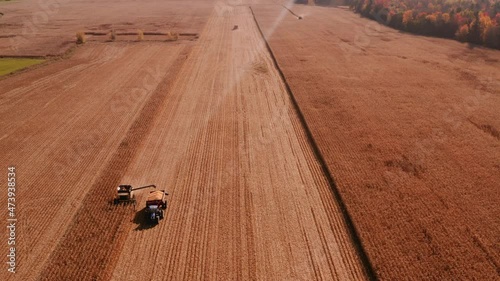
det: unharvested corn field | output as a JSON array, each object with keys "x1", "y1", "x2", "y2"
[{"x1": 0, "y1": 0, "x2": 498, "y2": 280}]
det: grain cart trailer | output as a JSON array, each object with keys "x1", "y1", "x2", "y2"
[{"x1": 146, "y1": 190, "x2": 168, "y2": 224}]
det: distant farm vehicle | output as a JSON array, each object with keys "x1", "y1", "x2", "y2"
[
  {"x1": 114, "y1": 184, "x2": 156, "y2": 205},
  {"x1": 145, "y1": 190, "x2": 169, "y2": 224}
]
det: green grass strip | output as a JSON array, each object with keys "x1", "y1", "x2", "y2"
[{"x1": 0, "y1": 58, "x2": 44, "y2": 76}]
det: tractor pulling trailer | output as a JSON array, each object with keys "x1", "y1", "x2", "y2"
[
  {"x1": 114, "y1": 184, "x2": 169, "y2": 224},
  {"x1": 145, "y1": 190, "x2": 168, "y2": 224}
]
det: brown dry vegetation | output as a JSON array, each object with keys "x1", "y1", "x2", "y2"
[
  {"x1": 0, "y1": 42, "x2": 190, "y2": 281},
  {"x1": 1, "y1": 1, "x2": 367, "y2": 280},
  {"x1": 76, "y1": 31, "x2": 86, "y2": 44},
  {"x1": 253, "y1": 3, "x2": 500, "y2": 280},
  {"x1": 110, "y1": 29, "x2": 117, "y2": 41},
  {"x1": 166, "y1": 31, "x2": 179, "y2": 41},
  {"x1": 137, "y1": 29, "x2": 144, "y2": 41},
  {"x1": 0, "y1": 0, "x2": 499, "y2": 280}
]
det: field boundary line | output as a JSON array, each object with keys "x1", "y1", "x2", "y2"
[{"x1": 249, "y1": 6, "x2": 377, "y2": 280}]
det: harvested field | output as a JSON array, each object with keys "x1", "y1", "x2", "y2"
[
  {"x1": 0, "y1": 42, "x2": 190, "y2": 280},
  {"x1": 252, "y1": 3, "x2": 500, "y2": 280},
  {"x1": 1, "y1": 0, "x2": 499, "y2": 280},
  {"x1": 39, "y1": 5, "x2": 368, "y2": 281},
  {"x1": 0, "y1": 0, "x2": 214, "y2": 56}
]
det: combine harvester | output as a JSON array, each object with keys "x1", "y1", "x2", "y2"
[
  {"x1": 145, "y1": 190, "x2": 169, "y2": 224},
  {"x1": 113, "y1": 184, "x2": 169, "y2": 224},
  {"x1": 113, "y1": 184, "x2": 156, "y2": 205}
]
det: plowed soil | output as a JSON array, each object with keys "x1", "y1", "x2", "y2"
[{"x1": 252, "y1": 3, "x2": 500, "y2": 280}]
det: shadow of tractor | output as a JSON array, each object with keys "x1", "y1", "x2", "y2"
[{"x1": 132, "y1": 207, "x2": 158, "y2": 230}]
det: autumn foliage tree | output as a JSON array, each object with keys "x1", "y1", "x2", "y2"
[{"x1": 345, "y1": 0, "x2": 500, "y2": 49}]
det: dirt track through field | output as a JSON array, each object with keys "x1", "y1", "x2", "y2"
[{"x1": 108, "y1": 5, "x2": 368, "y2": 281}]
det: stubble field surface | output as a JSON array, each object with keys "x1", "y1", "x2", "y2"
[
  {"x1": 253, "y1": 2, "x2": 500, "y2": 280},
  {"x1": 0, "y1": 0, "x2": 499, "y2": 280}
]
